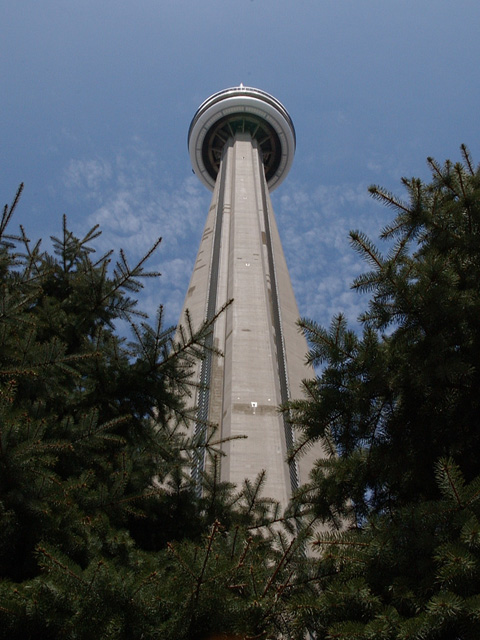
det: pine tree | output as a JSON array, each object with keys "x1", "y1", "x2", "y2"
[
  {"x1": 0, "y1": 186, "x2": 224, "y2": 638},
  {"x1": 0, "y1": 186, "x2": 317, "y2": 639},
  {"x1": 287, "y1": 146, "x2": 480, "y2": 638}
]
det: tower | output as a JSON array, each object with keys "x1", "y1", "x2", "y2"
[{"x1": 181, "y1": 86, "x2": 317, "y2": 511}]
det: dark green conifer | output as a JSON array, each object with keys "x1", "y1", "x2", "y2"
[
  {"x1": 0, "y1": 186, "x2": 312, "y2": 640},
  {"x1": 288, "y1": 146, "x2": 480, "y2": 638}
]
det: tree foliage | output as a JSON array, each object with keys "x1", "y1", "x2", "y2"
[
  {"x1": 3, "y1": 143, "x2": 480, "y2": 639},
  {"x1": 0, "y1": 186, "x2": 314, "y2": 639},
  {"x1": 288, "y1": 145, "x2": 480, "y2": 638}
]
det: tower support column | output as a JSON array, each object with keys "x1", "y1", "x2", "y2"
[{"x1": 181, "y1": 132, "x2": 316, "y2": 512}]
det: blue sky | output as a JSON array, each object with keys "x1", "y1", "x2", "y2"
[{"x1": 3, "y1": 0, "x2": 480, "y2": 333}]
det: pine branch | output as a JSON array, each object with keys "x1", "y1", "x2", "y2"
[
  {"x1": 230, "y1": 525, "x2": 240, "y2": 560},
  {"x1": 236, "y1": 536, "x2": 253, "y2": 569},
  {"x1": 368, "y1": 185, "x2": 411, "y2": 215},
  {"x1": 105, "y1": 238, "x2": 162, "y2": 305},
  {"x1": 242, "y1": 471, "x2": 267, "y2": 515},
  {"x1": 167, "y1": 542, "x2": 198, "y2": 579},
  {"x1": 261, "y1": 535, "x2": 297, "y2": 598},
  {"x1": 193, "y1": 520, "x2": 221, "y2": 608},
  {"x1": 129, "y1": 570, "x2": 160, "y2": 600},
  {"x1": 460, "y1": 144, "x2": 475, "y2": 175},
  {"x1": 299, "y1": 315, "x2": 353, "y2": 363},
  {"x1": 91, "y1": 248, "x2": 114, "y2": 269},
  {"x1": 436, "y1": 458, "x2": 464, "y2": 508},
  {"x1": 18, "y1": 225, "x2": 43, "y2": 277},
  {"x1": 165, "y1": 299, "x2": 233, "y2": 367},
  {"x1": 249, "y1": 564, "x2": 260, "y2": 600},
  {"x1": 36, "y1": 546, "x2": 86, "y2": 584},
  {"x1": 349, "y1": 231, "x2": 384, "y2": 270},
  {"x1": 0, "y1": 183, "x2": 24, "y2": 239},
  {"x1": 87, "y1": 560, "x2": 105, "y2": 591}
]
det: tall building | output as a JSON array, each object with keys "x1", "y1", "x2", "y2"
[{"x1": 180, "y1": 86, "x2": 319, "y2": 511}]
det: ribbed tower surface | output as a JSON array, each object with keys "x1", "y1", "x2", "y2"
[{"x1": 181, "y1": 86, "x2": 320, "y2": 511}]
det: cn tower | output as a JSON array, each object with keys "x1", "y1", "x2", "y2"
[{"x1": 181, "y1": 86, "x2": 319, "y2": 510}]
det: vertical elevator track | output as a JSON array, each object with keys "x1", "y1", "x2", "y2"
[
  {"x1": 191, "y1": 157, "x2": 227, "y2": 493},
  {"x1": 259, "y1": 174, "x2": 300, "y2": 495}
]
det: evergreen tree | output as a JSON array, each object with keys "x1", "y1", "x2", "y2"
[
  {"x1": 0, "y1": 186, "x2": 315, "y2": 639},
  {"x1": 7, "y1": 143, "x2": 479, "y2": 639},
  {"x1": 288, "y1": 146, "x2": 480, "y2": 638}
]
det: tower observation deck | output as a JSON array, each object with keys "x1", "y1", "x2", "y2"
[
  {"x1": 181, "y1": 86, "x2": 320, "y2": 511},
  {"x1": 188, "y1": 85, "x2": 296, "y2": 192}
]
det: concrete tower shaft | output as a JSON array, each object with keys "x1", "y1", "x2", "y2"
[{"x1": 182, "y1": 88, "x2": 318, "y2": 511}]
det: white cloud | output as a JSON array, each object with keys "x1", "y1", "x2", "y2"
[
  {"x1": 64, "y1": 158, "x2": 113, "y2": 195},
  {"x1": 63, "y1": 138, "x2": 209, "y2": 327},
  {"x1": 62, "y1": 142, "x2": 395, "y2": 335},
  {"x1": 275, "y1": 179, "x2": 386, "y2": 330}
]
